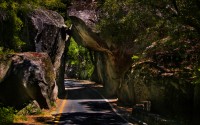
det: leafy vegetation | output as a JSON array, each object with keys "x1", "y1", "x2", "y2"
[
  {"x1": 19, "y1": 103, "x2": 42, "y2": 115},
  {"x1": 98, "y1": 0, "x2": 200, "y2": 84},
  {"x1": 0, "y1": 0, "x2": 67, "y2": 52},
  {"x1": 0, "y1": 105, "x2": 16, "y2": 124},
  {"x1": 66, "y1": 38, "x2": 94, "y2": 79},
  {"x1": 0, "y1": 101, "x2": 45, "y2": 124}
]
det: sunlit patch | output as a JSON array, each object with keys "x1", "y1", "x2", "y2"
[
  {"x1": 65, "y1": 87, "x2": 84, "y2": 90},
  {"x1": 54, "y1": 120, "x2": 59, "y2": 123}
]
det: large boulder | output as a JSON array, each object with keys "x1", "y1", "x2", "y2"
[
  {"x1": 0, "y1": 8, "x2": 70, "y2": 96},
  {"x1": 0, "y1": 52, "x2": 57, "y2": 109},
  {"x1": 20, "y1": 8, "x2": 70, "y2": 96}
]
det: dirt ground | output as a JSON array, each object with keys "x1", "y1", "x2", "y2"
[{"x1": 13, "y1": 100, "x2": 59, "y2": 125}]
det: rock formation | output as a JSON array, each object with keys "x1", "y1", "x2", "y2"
[
  {"x1": 0, "y1": 52, "x2": 57, "y2": 109},
  {"x1": 20, "y1": 8, "x2": 70, "y2": 96},
  {"x1": 68, "y1": 1, "x2": 200, "y2": 123},
  {"x1": 68, "y1": 0, "x2": 134, "y2": 97},
  {"x1": 0, "y1": 8, "x2": 70, "y2": 108}
]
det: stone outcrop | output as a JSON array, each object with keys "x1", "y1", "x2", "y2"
[
  {"x1": 68, "y1": 1, "x2": 120, "y2": 96},
  {"x1": 69, "y1": 17, "x2": 118, "y2": 96},
  {"x1": 0, "y1": 8, "x2": 70, "y2": 108},
  {"x1": 68, "y1": 1, "x2": 134, "y2": 97},
  {"x1": 0, "y1": 52, "x2": 57, "y2": 109},
  {"x1": 68, "y1": 1, "x2": 200, "y2": 123},
  {"x1": 68, "y1": 0, "x2": 99, "y2": 32},
  {"x1": 20, "y1": 8, "x2": 70, "y2": 96}
]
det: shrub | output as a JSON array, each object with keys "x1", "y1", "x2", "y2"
[{"x1": 0, "y1": 105, "x2": 16, "y2": 124}]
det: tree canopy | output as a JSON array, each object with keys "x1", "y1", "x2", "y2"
[
  {"x1": 97, "y1": 0, "x2": 200, "y2": 84},
  {"x1": 98, "y1": 0, "x2": 200, "y2": 43}
]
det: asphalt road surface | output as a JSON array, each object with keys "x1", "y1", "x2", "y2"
[{"x1": 51, "y1": 79, "x2": 133, "y2": 125}]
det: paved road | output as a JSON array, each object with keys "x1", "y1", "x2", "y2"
[{"x1": 51, "y1": 79, "x2": 132, "y2": 125}]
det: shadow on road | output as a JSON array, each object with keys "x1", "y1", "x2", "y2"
[
  {"x1": 48, "y1": 112, "x2": 127, "y2": 125},
  {"x1": 13, "y1": 80, "x2": 131, "y2": 125},
  {"x1": 44, "y1": 80, "x2": 129, "y2": 125}
]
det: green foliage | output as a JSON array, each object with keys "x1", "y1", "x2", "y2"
[
  {"x1": 13, "y1": 114, "x2": 27, "y2": 123},
  {"x1": 98, "y1": 0, "x2": 157, "y2": 44},
  {"x1": 132, "y1": 55, "x2": 139, "y2": 60},
  {"x1": 0, "y1": 1, "x2": 25, "y2": 51},
  {"x1": 0, "y1": 105, "x2": 16, "y2": 124},
  {"x1": 98, "y1": 0, "x2": 200, "y2": 44},
  {"x1": 17, "y1": 102, "x2": 42, "y2": 116},
  {"x1": 67, "y1": 38, "x2": 94, "y2": 79},
  {"x1": 0, "y1": 0, "x2": 67, "y2": 52},
  {"x1": 50, "y1": 101, "x2": 56, "y2": 107},
  {"x1": 99, "y1": 0, "x2": 200, "y2": 84},
  {"x1": 0, "y1": 47, "x2": 14, "y2": 55},
  {"x1": 23, "y1": 104, "x2": 41, "y2": 115},
  {"x1": 0, "y1": 102, "x2": 41, "y2": 124},
  {"x1": 67, "y1": 38, "x2": 80, "y2": 65},
  {"x1": 40, "y1": 0, "x2": 66, "y2": 18}
]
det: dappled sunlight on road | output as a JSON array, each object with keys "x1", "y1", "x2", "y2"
[{"x1": 48, "y1": 79, "x2": 133, "y2": 125}]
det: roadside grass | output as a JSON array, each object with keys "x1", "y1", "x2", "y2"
[
  {"x1": 13, "y1": 100, "x2": 58, "y2": 124},
  {"x1": 0, "y1": 101, "x2": 56, "y2": 124}
]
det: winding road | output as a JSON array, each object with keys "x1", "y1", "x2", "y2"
[{"x1": 51, "y1": 79, "x2": 133, "y2": 125}]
